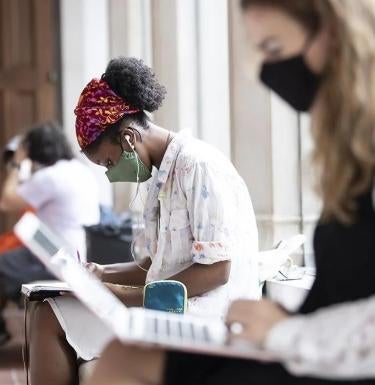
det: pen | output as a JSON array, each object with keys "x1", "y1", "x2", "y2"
[{"x1": 77, "y1": 250, "x2": 81, "y2": 264}]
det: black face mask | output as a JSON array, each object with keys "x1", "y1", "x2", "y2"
[{"x1": 260, "y1": 53, "x2": 322, "y2": 112}]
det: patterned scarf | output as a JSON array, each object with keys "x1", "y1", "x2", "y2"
[{"x1": 74, "y1": 78, "x2": 140, "y2": 149}]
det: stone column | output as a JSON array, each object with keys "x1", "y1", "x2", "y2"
[
  {"x1": 60, "y1": 0, "x2": 112, "y2": 206},
  {"x1": 108, "y1": 0, "x2": 152, "y2": 212}
]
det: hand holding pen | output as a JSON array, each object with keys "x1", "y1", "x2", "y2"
[{"x1": 76, "y1": 250, "x2": 105, "y2": 280}]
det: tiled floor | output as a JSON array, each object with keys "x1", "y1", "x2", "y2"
[{"x1": 0, "y1": 305, "x2": 27, "y2": 385}]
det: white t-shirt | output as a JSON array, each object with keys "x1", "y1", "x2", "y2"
[{"x1": 17, "y1": 159, "x2": 100, "y2": 259}]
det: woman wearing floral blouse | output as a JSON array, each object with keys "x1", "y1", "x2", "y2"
[{"x1": 28, "y1": 57, "x2": 260, "y2": 385}]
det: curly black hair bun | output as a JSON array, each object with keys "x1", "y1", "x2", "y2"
[{"x1": 103, "y1": 57, "x2": 166, "y2": 112}]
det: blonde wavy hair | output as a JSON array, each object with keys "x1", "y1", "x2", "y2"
[{"x1": 242, "y1": 0, "x2": 375, "y2": 223}]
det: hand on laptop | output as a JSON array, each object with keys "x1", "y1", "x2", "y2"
[
  {"x1": 226, "y1": 299, "x2": 288, "y2": 346},
  {"x1": 85, "y1": 262, "x2": 105, "y2": 281}
]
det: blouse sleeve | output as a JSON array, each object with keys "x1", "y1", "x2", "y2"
[
  {"x1": 182, "y1": 162, "x2": 232, "y2": 265},
  {"x1": 265, "y1": 296, "x2": 375, "y2": 379},
  {"x1": 17, "y1": 169, "x2": 56, "y2": 209}
]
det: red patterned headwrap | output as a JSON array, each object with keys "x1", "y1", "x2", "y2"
[{"x1": 74, "y1": 78, "x2": 140, "y2": 149}]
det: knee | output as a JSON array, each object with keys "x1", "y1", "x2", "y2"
[
  {"x1": 102, "y1": 340, "x2": 133, "y2": 363},
  {"x1": 98, "y1": 340, "x2": 146, "y2": 374},
  {"x1": 30, "y1": 301, "x2": 63, "y2": 336},
  {"x1": 101, "y1": 341, "x2": 164, "y2": 378}
]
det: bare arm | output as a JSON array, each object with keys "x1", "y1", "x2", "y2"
[
  {"x1": 104, "y1": 283, "x2": 144, "y2": 307},
  {"x1": 171, "y1": 260, "x2": 231, "y2": 297},
  {"x1": 107, "y1": 260, "x2": 231, "y2": 307},
  {"x1": 0, "y1": 166, "x2": 29, "y2": 212},
  {"x1": 101, "y1": 258, "x2": 151, "y2": 286},
  {"x1": 0, "y1": 145, "x2": 30, "y2": 212}
]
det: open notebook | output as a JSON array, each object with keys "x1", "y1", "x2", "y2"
[{"x1": 21, "y1": 280, "x2": 71, "y2": 301}]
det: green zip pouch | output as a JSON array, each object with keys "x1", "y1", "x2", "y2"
[{"x1": 143, "y1": 280, "x2": 188, "y2": 314}]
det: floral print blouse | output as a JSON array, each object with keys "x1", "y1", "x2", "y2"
[
  {"x1": 141, "y1": 132, "x2": 259, "y2": 318},
  {"x1": 266, "y1": 295, "x2": 375, "y2": 378}
]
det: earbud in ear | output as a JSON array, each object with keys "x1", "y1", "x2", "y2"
[{"x1": 124, "y1": 134, "x2": 134, "y2": 149}]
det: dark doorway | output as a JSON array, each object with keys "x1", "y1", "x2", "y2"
[{"x1": 0, "y1": 0, "x2": 61, "y2": 232}]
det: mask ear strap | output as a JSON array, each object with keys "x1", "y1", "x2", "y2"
[
  {"x1": 123, "y1": 133, "x2": 141, "y2": 184},
  {"x1": 129, "y1": 126, "x2": 143, "y2": 143}
]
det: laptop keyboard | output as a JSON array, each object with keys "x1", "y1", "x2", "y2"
[{"x1": 143, "y1": 313, "x2": 213, "y2": 343}]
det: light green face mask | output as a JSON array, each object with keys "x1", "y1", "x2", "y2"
[{"x1": 105, "y1": 149, "x2": 152, "y2": 183}]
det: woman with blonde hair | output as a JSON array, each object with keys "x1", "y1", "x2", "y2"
[{"x1": 84, "y1": 1, "x2": 375, "y2": 384}]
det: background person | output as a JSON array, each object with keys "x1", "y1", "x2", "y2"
[
  {"x1": 85, "y1": 1, "x2": 375, "y2": 384},
  {"x1": 0, "y1": 122, "x2": 100, "y2": 345},
  {"x1": 0, "y1": 135, "x2": 34, "y2": 254}
]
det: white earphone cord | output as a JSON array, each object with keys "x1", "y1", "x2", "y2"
[{"x1": 129, "y1": 151, "x2": 148, "y2": 273}]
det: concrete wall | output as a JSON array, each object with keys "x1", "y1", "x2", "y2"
[
  {"x1": 60, "y1": 0, "x2": 322, "y2": 264},
  {"x1": 60, "y1": 0, "x2": 112, "y2": 206}
]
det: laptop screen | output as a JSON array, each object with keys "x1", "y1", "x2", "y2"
[{"x1": 33, "y1": 229, "x2": 60, "y2": 257}]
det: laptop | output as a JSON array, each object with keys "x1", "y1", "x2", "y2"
[{"x1": 15, "y1": 212, "x2": 277, "y2": 361}]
